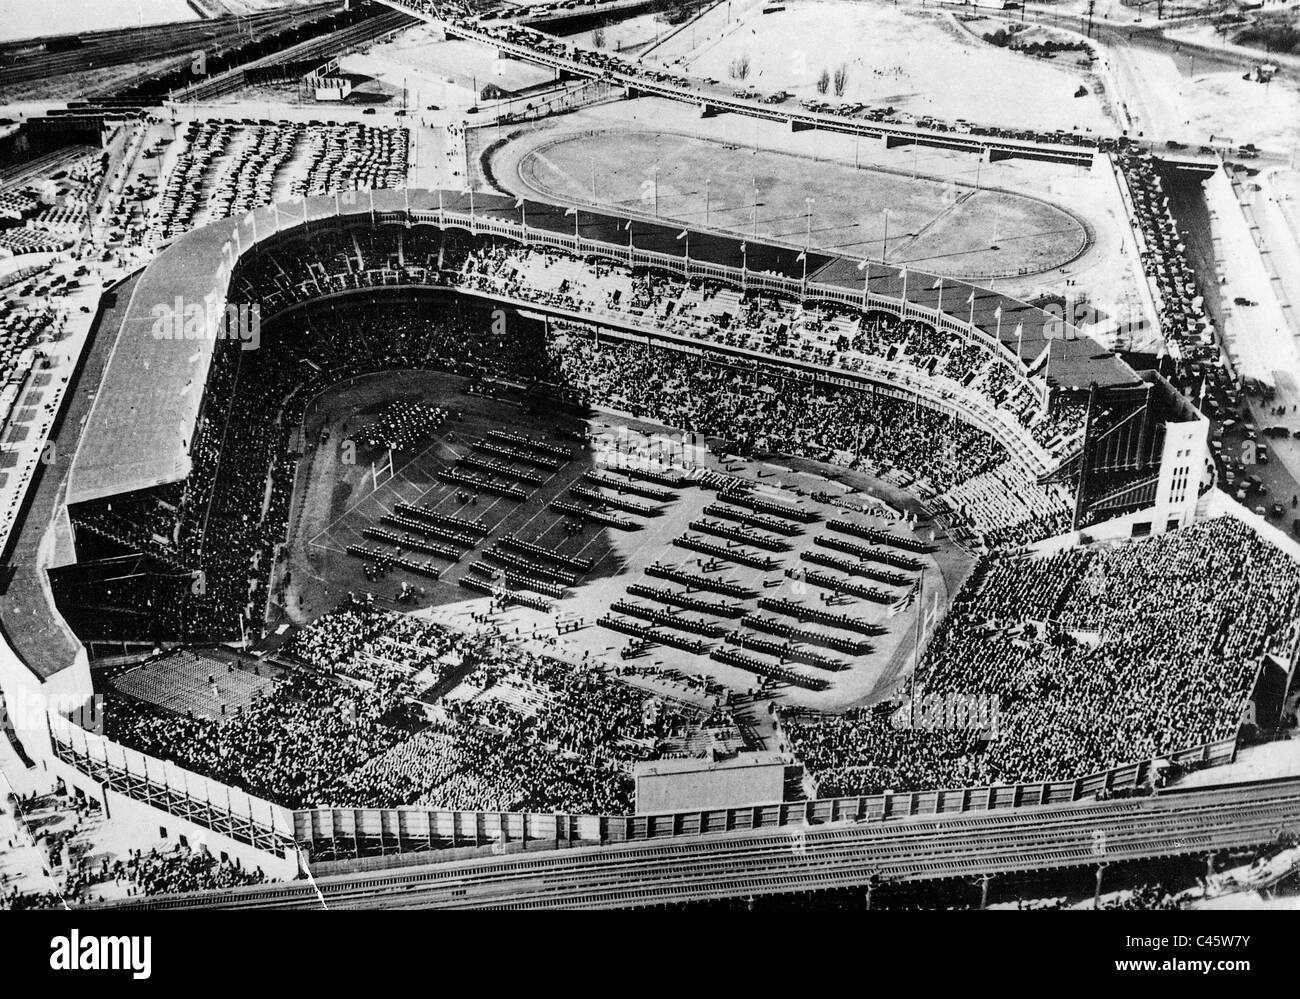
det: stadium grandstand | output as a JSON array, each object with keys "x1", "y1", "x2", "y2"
[
  {"x1": 1, "y1": 182, "x2": 1294, "y2": 898},
  {"x1": 1, "y1": 0, "x2": 1299, "y2": 919}
]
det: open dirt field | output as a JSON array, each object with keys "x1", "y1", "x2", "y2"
[
  {"x1": 1109, "y1": 32, "x2": 1300, "y2": 151},
  {"x1": 272, "y1": 368, "x2": 973, "y2": 712},
  {"x1": 646, "y1": 0, "x2": 1112, "y2": 133}
]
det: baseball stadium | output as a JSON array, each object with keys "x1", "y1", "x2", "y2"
[{"x1": 1, "y1": 0, "x2": 1299, "y2": 911}]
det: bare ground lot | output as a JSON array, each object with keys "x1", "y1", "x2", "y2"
[
  {"x1": 647, "y1": 0, "x2": 1112, "y2": 134},
  {"x1": 271, "y1": 368, "x2": 974, "y2": 712}
]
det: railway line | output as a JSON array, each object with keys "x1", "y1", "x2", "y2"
[
  {"x1": 83, "y1": 775, "x2": 1300, "y2": 910},
  {"x1": 0, "y1": 5, "x2": 343, "y2": 88},
  {"x1": 164, "y1": 7, "x2": 418, "y2": 103}
]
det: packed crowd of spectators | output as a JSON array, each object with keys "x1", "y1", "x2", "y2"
[
  {"x1": 106, "y1": 668, "x2": 419, "y2": 810},
  {"x1": 546, "y1": 327, "x2": 1004, "y2": 495},
  {"x1": 786, "y1": 516, "x2": 1300, "y2": 796},
  {"x1": 235, "y1": 225, "x2": 1076, "y2": 472},
  {"x1": 105, "y1": 601, "x2": 726, "y2": 815},
  {"x1": 460, "y1": 240, "x2": 1073, "y2": 457}
]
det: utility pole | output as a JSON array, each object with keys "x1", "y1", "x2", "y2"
[{"x1": 1086, "y1": 0, "x2": 1096, "y2": 38}]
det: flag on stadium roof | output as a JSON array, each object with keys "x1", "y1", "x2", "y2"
[
  {"x1": 677, "y1": 230, "x2": 688, "y2": 239},
  {"x1": 514, "y1": 197, "x2": 525, "y2": 207},
  {"x1": 565, "y1": 206, "x2": 578, "y2": 216}
]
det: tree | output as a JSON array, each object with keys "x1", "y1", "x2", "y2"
[
  {"x1": 591, "y1": 26, "x2": 606, "y2": 48},
  {"x1": 729, "y1": 53, "x2": 751, "y2": 80},
  {"x1": 816, "y1": 67, "x2": 830, "y2": 94},
  {"x1": 833, "y1": 63, "x2": 849, "y2": 97}
]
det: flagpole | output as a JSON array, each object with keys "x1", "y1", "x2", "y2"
[
  {"x1": 935, "y1": 277, "x2": 943, "y2": 316},
  {"x1": 1016, "y1": 323, "x2": 1024, "y2": 362}
]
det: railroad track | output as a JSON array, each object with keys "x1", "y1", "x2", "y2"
[
  {"x1": 82, "y1": 775, "x2": 1300, "y2": 910},
  {"x1": 0, "y1": 7, "x2": 342, "y2": 87}
]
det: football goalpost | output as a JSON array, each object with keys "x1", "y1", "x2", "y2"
[{"x1": 371, "y1": 448, "x2": 396, "y2": 492}]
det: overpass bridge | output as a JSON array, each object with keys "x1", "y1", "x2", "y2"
[
  {"x1": 81, "y1": 774, "x2": 1300, "y2": 910},
  {"x1": 381, "y1": 0, "x2": 1097, "y2": 167}
]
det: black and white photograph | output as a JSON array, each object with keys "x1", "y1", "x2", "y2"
[{"x1": 0, "y1": 0, "x2": 1296, "y2": 971}]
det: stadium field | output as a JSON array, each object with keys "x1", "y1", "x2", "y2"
[{"x1": 272, "y1": 368, "x2": 973, "y2": 712}]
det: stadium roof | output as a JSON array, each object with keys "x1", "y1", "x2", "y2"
[
  {"x1": 67, "y1": 188, "x2": 1135, "y2": 507},
  {"x1": 65, "y1": 216, "x2": 239, "y2": 506},
  {"x1": 0, "y1": 271, "x2": 148, "y2": 678}
]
